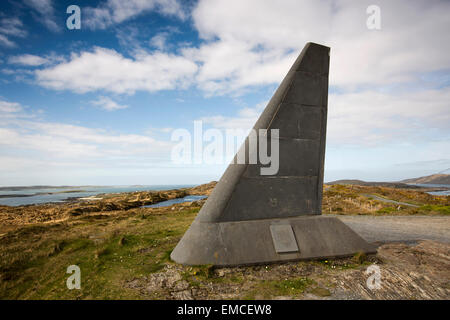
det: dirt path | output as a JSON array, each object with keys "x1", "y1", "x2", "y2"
[
  {"x1": 334, "y1": 215, "x2": 450, "y2": 244},
  {"x1": 361, "y1": 193, "x2": 420, "y2": 207}
]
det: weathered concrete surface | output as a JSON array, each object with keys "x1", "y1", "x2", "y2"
[
  {"x1": 336, "y1": 215, "x2": 450, "y2": 244},
  {"x1": 171, "y1": 216, "x2": 375, "y2": 266},
  {"x1": 195, "y1": 42, "x2": 330, "y2": 224},
  {"x1": 172, "y1": 42, "x2": 375, "y2": 266}
]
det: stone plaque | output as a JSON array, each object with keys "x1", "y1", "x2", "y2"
[{"x1": 270, "y1": 224, "x2": 299, "y2": 253}]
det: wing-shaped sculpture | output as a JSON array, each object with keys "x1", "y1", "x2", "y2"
[{"x1": 171, "y1": 42, "x2": 375, "y2": 266}]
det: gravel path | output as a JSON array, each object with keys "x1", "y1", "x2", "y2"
[
  {"x1": 333, "y1": 215, "x2": 450, "y2": 244},
  {"x1": 361, "y1": 194, "x2": 420, "y2": 207}
]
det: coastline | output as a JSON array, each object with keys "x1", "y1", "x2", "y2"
[
  {"x1": 0, "y1": 185, "x2": 196, "y2": 207},
  {"x1": 0, "y1": 182, "x2": 216, "y2": 233},
  {"x1": 0, "y1": 181, "x2": 448, "y2": 234},
  {"x1": 0, "y1": 181, "x2": 448, "y2": 300},
  {"x1": 0, "y1": 182, "x2": 448, "y2": 207}
]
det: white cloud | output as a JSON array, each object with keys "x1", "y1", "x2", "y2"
[
  {"x1": 200, "y1": 86, "x2": 450, "y2": 148},
  {"x1": 0, "y1": 127, "x2": 101, "y2": 158},
  {"x1": 34, "y1": 0, "x2": 450, "y2": 95},
  {"x1": 24, "y1": 0, "x2": 53, "y2": 15},
  {"x1": 2, "y1": 0, "x2": 449, "y2": 184},
  {"x1": 0, "y1": 104, "x2": 174, "y2": 163},
  {"x1": 0, "y1": 17, "x2": 27, "y2": 38},
  {"x1": 0, "y1": 97, "x2": 174, "y2": 180},
  {"x1": 0, "y1": 99, "x2": 22, "y2": 113},
  {"x1": 24, "y1": 0, "x2": 59, "y2": 32},
  {"x1": 26, "y1": 121, "x2": 168, "y2": 148},
  {"x1": 181, "y1": 39, "x2": 294, "y2": 95},
  {"x1": 91, "y1": 96, "x2": 129, "y2": 111},
  {"x1": 9, "y1": 54, "x2": 49, "y2": 66},
  {"x1": 0, "y1": 34, "x2": 16, "y2": 48},
  {"x1": 200, "y1": 102, "x2": 265, "y2": 130},
  {"x1": 190, "y1": 0, "x2": 450, "y2": 93},
  {"x1": 150, "y1": 33, "x2": 168, "y2": 50},
  {"x1": 84, "y1": 0, "x2": 186, "y2": 30},
  {"x1": 115, "y1": 26, "x2": 142, "y2": 51},
  {"x1": 328, "y1": 88, "x2": 450, "y2": 146},
  {"x1": 35, "y1": 47, "x2": 198, "y2": 94},
  {"x1": 31, "y1": 0, "x2": 450, "y2": 97},
  {"x1": 0, "y1": 17, "x2": 27, "y2": 48}
]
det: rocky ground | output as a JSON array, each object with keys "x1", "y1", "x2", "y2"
[
  {"x1": 0, "y1": 182, "x2": 449, "y2": 300},
  {"x1": 124, "y1": 240, "x2": 450, "y2": 300}
]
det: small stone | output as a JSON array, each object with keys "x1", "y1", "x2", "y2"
[
  {"x1": 173, "y1": 280, "x2": 189, "y2": 291},
  {"x1": 171, "y1": 290, "x2": 193, "y2": 300},
  {"x1": 217, "y1": 269, "x2": 226, "y2": 277}
]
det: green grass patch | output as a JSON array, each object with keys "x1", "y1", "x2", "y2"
[
  {"x1": 316, "y1": 258, "x2": 370, "y2": 270},
  {"x1": 243, "y1": 277, "x2": 314, "y2": 299},
  {"x1": 270, "y1": 277, "x2": 313, "y2": 294},
  {"x1": 0, "y1": 206, "x2": 200, "y2": 299},
  {"x1": 419, "y1": 205, "x2": 450, "y2": 215}
]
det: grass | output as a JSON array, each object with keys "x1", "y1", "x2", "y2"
[
  {"x1": 0, "y1": 202, "x2": 352, "y2": 299},
  {"x1": 323, "y1": 184, "x2": 449, "y2": 216},
  {"x1": 0, "y1": 183, "x2": 448, "y2": 299},
  {"x1": 243, "y1": 277, "x2": 314, "y2": 299},
  {"x1": 316, "y1": 256, "x2": 371, "y2": 270},
  {"x1": 0, "y1": 207, "x2": 199, "y2": 299},
  {"x1": 353, "y1": 251, "x2": 367, "y2": 264},
  {"x1": 270, "y1": 277, "x2": 313, "y2": 295},
  {"x1": 419, "y1": 205, "x2": 450, "y2": 215}
]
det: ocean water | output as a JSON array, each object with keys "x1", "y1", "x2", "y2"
[
  {"x1": 0, "y1": 185, "x2": 194, "y2": 206},
  {"x1": 408, "y1": 184, "x2": 450, "y2": 196},
  {"x1": 1, "y1": 183, "x2": 447, "y2": 207},
  {"x1": 141, "y1": 195, "x2": 207, "y2": 208}
]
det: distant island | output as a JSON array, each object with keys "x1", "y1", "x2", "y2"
[
  {"x1": 326, "y1": 180, "x2": 420, "y2": 189},
  {"x1": 400, "y1": 174, "x2": 450, "y2": 185},
  {"x1": 327, "y1": 174, "x2": 450, "y2": 188},
  {"x1": 0, "y1": 185, "x2": 96, "y2": 191},
  {"x1": 0, "y1": 190, "x2": 89, "y2": 199}
]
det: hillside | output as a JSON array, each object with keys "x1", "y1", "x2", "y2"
[
  {"x1": 401, "y1": 174, "x2": 450, "y2": 185},
  {"x1": 326, "y1": 179, "x2": 421, "y2": 189}
]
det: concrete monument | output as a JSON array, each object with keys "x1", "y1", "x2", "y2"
[{"x1": 171, "y1": 42, "x2": 376, "y2": 266}]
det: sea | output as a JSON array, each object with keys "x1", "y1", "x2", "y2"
[
  {"x1": 408, "y1": 184, "x2": 450, "y2": 196},
  {"x1": 142, "y1": 195, "x2": 207, "y2": 208},
  {"x1": 0, "y1": 183, "x2": 447, "y2": 207},
  {"x1": 0, "y1": 185, "x2": 194, "y2": 206}
]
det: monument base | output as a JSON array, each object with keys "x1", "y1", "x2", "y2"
[{"x1": 171, "y1": 216, "x2": 377, "y2": 266}]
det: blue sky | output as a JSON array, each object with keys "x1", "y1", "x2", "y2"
[{"x1": 0, "y1": 0, "x2": 449, "y2": 186}]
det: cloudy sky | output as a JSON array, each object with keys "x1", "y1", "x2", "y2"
[{"x1": 0, "y1": 0, "x2": 449, "y2": 186}]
